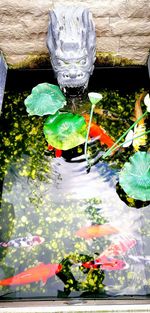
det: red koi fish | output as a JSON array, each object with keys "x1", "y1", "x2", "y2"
[
  {"x1": 76, "y1": 224, "x2": 119, "y2": 240},
  {"x1": 47, "y1": 144, "x2": 62, "y2": 157},
  {"x1": 83, "y1": 113, "x2": 115, "y2": 148},
  {"x1": 0, "y1": 263, "x2": 62, "y2": 286},
  {"x1": 100, "y1": 238, "x2": 137, "y2": 258},
  {"x1": 82, "y1": 255, "x2": 128, "y2": 271}
]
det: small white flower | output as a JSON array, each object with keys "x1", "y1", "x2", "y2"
[
  {"x1": 144, "y1": 93, "x2": 150, "y2": 112},
  {"x1": 88, "y1": 92, "x2": 103, "y2": 106}
]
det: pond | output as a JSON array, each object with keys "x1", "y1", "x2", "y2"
[{"x1": 0, "y1": 68, "x2": 150, "y2": 301}]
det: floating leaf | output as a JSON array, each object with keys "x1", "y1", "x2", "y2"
[
  {"x1": 24, "y1": 83, "x2": 66, "y2": 116},
  {"x1": 119, "y1": 151, "x2": 150, "y2": 201},
  {"x1": 43, "y1": 112, "x2": 87, "y2": 150}
]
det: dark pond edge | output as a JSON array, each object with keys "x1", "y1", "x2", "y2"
[{"x1": 5, "y1": 65, "x2": 150, "y2": 92}]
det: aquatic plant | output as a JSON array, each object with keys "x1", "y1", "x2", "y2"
[
  {"x1": 88, "y1": 92, "x2": 103, "y2": 106},
  {"x1": 84, "y1": 92, "x2": 103, "y2": 167},
  {"x1": 43, "y1": 112, "x2": 87, "y2": 150},
  {"x1": 24, "y1": 83, "x2": 66, "y2": 116},
  {"x1": 119, "y1": 151, "x2": 150, "y2": 201}
]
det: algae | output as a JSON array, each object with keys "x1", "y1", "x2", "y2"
[
  {"x1": 9, "y1": 54, "x2": 50, "y2": 70},
  {"x1": 96, "y1": 52, "x2": 135, "y2": 66},
  {"x1": 8, "y1": 51, "x2": 136, "y2": 70}
]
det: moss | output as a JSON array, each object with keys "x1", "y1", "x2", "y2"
[
  {"x1": 96, "y1": 51, "x2": 135, "y2": 66},
  {"x1": 8, "y1": 51, "x2": 136, "y2": 69},
  {"x1": 9, "y1": 53, "x2": 50, "y2": 69}
]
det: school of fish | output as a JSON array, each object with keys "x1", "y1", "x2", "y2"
[
  {"x1": 0, "y1": 99, "x2": 144, "y2": 288},
  {"x1": 75, "y1": 222, "x2": 137, "y2": 271}
]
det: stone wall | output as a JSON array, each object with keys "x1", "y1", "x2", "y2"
[{"x1": 0, "y1": 0, "x2": 150, "y2": 68}]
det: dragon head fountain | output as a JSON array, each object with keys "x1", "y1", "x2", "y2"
[{"x1": 47, "y1": 6, "x2": 96, "y2": 95}]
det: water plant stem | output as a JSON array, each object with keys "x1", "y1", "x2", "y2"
[
  {"x1": 102, "y1": 110, "x2": 148, "y2": 159},
  {"x1": 109, "y1": 129, "x2": 150, "y2": 153},
  {"x1": 84, "y1": 104, "x2": 95, "y2": 167},
  {"x1": 87, "y1": 129, "x2": 150, "y2": 169}
]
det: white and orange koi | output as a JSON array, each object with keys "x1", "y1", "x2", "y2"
[{"x1": 0, "y1": 234, "x2": 45, "y2": 248}]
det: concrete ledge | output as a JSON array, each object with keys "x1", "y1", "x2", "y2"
[{"x1": 0, "y1": 300, "x2": 150, "y2": 313}]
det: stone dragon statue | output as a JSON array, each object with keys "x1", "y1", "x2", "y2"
[{"x1": 47, "y1": 6, "x2": 96, "y2": 95}]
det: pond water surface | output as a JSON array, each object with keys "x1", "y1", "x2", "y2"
[{"x1": 0, "y1": 87, "x2": 150, "y2": 300}]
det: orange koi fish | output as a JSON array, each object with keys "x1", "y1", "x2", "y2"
[
  {"x1": 83, "y1": 113, "x2": 115, "y2": 148},
  {"x1": 47, "y1": 144, "x2": 62, "y2": 158},
  {"x1": 82, "y1": 255, "x2": 128, "y2": 271},
  {"x1": 124, "y1": 92, "x2": 147, "y2": 150},
  {"x1": 133, "y1": 93, "x2": 147, "y2": 150},
  {"x1": 134, "y1": 92, "x2": 146, "y2": 125},
  {"x1": 76, "y1": 224, "x2": 119, "y2": 240},
  {"x1": 100, "y1": 238, "x2": 137, "y2": 258},
  {"x1": 0, "y1": 263, "x2": 62, "y2": 286}
]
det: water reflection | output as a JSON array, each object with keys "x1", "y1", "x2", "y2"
[{"x1": 0, "y1": 151, "x2": 150, "y2": 298}]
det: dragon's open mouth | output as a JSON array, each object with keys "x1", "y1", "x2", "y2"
[{"x1": 62, "y1": 86, "x2": 86, "y2": 97}]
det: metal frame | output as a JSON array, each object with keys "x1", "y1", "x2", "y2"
[{"x1": 0, "y1": 51, "x2": 7, "y2": 112}]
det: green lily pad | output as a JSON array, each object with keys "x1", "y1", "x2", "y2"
[
  {"x1": 43, "y1": 112, "x2": 87, "y2": 150},
  {"x1": 24, "y1": 83, "x2": 66, "y2": 116},
  {"x1": 119, "y1": 151, "x2": 150, "y2": 201}
]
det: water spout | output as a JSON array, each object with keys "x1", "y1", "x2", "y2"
[{"x1": 47, "y1": 6, "x2": 96, "y2": 93}]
